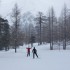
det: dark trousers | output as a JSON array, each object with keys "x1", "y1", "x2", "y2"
[
  {"x1": 33, "y1": 53, "x2": 38, "y2": 58},
  {"x1": 27, "y1": 52, "x2": 30, "y2": 57}
]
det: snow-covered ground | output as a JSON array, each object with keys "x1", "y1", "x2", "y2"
[{"x1": 0, "y1": 43, "x2": 70, "y2": 70}]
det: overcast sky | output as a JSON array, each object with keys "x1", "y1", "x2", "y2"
[{"x1": 0, "y1": 0, "x2": 70, "y2": 18}]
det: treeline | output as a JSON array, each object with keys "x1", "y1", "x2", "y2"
[
  {"x1": 0, "y1": 4, "x2": 70, "y2": 52},
  {"x1": 0, "y1": 17, "x2": 10, "y2": 51}
]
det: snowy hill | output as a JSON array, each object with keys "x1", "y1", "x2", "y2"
[{"x1": 0, "y1": 43, "x2": 70, "y2": 70}]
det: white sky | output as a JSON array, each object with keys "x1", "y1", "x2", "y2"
[{"x1": 0, "y1": 0, "x2": 70, "y2": 18}]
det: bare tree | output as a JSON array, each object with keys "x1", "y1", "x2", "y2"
[
  {"x1": 11, "y1": 3, "x2": 21, "y2": 53},
  {"x1": 35, "y1": 12, "x2": 47, "y2": 45},
  {"x1": 63, "y1": 4, "x2": 67, "y2": 50},
  {"x1": 49, "y1": 7, "x2": 57, "y2": 50}
]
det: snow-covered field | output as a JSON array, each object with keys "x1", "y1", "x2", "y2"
[{"x1": 0, "y1": 43, "x2": 70, "y2": 70}]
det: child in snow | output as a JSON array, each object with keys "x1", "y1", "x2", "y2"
[
  {"x1": 32, "y1": 47, "x2": 38, "y2": 58},
  {"x1": 26, "y1": 46, "x2": 31, "y2": 57}
]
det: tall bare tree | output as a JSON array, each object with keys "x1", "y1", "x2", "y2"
[
  {"x1": 35, "y1": 12, "x2": 47, "y2": 45},
  {"x1": 49, "y1": 7, "x2": 56, "y2": 50},
  {"x1": 11, "y1": 3, "x2": 21, "y2": 53},
  {"x1": 63, "y1": 4, "x2": 67, "y2": 50}
]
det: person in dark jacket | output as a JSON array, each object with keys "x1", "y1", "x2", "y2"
[{"x1": 32, "y1": 47, "x2": 38, "y2": 58}]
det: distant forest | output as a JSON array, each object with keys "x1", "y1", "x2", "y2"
[{"x1": 0, "y1": 3, "x2": 70, "y2": 52}]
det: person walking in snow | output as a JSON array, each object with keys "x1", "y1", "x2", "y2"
[
  {"x1": 32, "y1": 47, "x2": 38, "y2": 58},
  {"x1": 26, "y1": 46, "x2": 31, "y2": 57}
]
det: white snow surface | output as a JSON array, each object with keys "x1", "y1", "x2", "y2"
[{"x1": 0, "y1": 43, "x2": 70, "y2": 70}]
